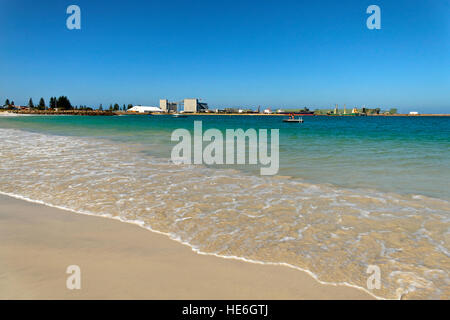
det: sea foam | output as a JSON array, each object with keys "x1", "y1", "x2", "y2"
[{"x1": 0, "y1": 128, "x2": 448, "y2": 299}]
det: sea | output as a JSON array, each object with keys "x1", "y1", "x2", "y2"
[{"x1": 0, "y1": 114, "x2": 449, "y2": 299}]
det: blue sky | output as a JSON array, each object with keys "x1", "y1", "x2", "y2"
[{"x1": 0, "y1": 0, "x2": 449, "y2": 112}]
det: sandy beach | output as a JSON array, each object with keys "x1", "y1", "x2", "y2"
[{"x1": 0, "y1": 194, "x2": 372, "y2": 300}]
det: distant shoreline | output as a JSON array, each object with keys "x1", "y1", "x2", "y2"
[{"x1": 2, "y1": 110, "x2": 449, "y2": 117}]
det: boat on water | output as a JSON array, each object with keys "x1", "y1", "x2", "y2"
[
  {"x1": 172, "y1": 113, "x2": 188, "y2": 118},
  {"x1": 283, "y1": 115, "x2": 304, "y2": 123}
]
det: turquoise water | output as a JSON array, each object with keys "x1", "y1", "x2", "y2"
[
  {"x1": 1, "y1": 114, "x2": 449, "y2": 200},
  {"x1": 1, "y1": 114, "x2": 449, "y2": 299}
]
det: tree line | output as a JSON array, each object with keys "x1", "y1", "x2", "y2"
[{"x1": 3, "y1": 97, "x2": 134, "y2": 111}]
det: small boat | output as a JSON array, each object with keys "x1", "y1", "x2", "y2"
[
  {"x1": 283, "y1": 116, "x2": 304, "y2": 123},
  {"x1": 172, "y1": 113, "x2": 187, "y2": 118}
]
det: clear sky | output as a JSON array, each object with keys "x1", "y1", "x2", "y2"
[{"x1": 0, "y1": 0, "x2": 449, "y2": 113}]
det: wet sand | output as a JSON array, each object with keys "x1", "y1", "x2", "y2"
[{"x1": 0, "y1": 194, "x2": 373, "y2": 299}]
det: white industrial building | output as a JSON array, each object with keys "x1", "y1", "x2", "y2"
[
  {"x1": 128, "y1": 106, "x2": 163, "y2": 113},
  {"x1": 159, "y1": 98, "x2": 208, "y2": 113}
]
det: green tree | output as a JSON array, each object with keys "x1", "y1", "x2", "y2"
[
  {"x1": 50, "y1": 97, "x2": 58, "y2": 109},
  {"x1": 389, "y1": 108, "x2": 398, "y2": 115},
  {"x1": 28, "y1": 98, "x2": 34, "y2": 108},
  {"x1": 38, "y1": 97, "x2": 46, "y2": 110},
  {"x1": 127, "y1": 104, "x2": 133, "y2": 109},
  {"x1": 113, "y1": 103, "x2": 119, "y2": 111},
  {"x1": 99, "y1": 104, "x2": 103, "y2": 111},
  {"x1": 109, "y1": 104, "x2": 113, "y2": 111},
  {"x1": 4, "y1": 99, "x2": 10, "y2": 106},
  {"x1": 56, "y1": 96, "x2": 72, "y2": 110}
]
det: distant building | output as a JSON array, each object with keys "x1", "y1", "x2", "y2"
[
  {"x1": 128, "y1": 106, "x2": 162, "y2": 113},
  {"x1": 159, "y1": 99, "x2": 177, "y2": 113},
  {"x1": 183, "y1": 98, "x2": 208, "y2": 113},
  {"x1": 409, "y1": 111, "x2": 419, "y2": 115},
  {"x1": 222, "y1": 108, "x2": 236, "y2": 113},
  {"x1": 159, "y1": 98, "x2": 208, "y2": 113},
  {"x1": 263, "y1": 108, "x2": 271, "y2": 114}
]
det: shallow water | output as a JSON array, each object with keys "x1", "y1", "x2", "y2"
[
  {"x1": 1, "y1": 115, "x2": 449, "y2": 198},
  {"x1": 0, "y1": 115, "x2": 449, "y2": 299}
]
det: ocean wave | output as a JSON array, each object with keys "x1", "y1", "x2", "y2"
[{"x1": 0, "y1": 128, "x2": 449, "y2": 299}]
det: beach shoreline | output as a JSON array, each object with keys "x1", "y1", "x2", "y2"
[
  {"x1": 2, "y1": 110, "x2": 449, "y2": 117},
  {"x1": 0, "y1": 193, "x2": 374, "y2": 300}
]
